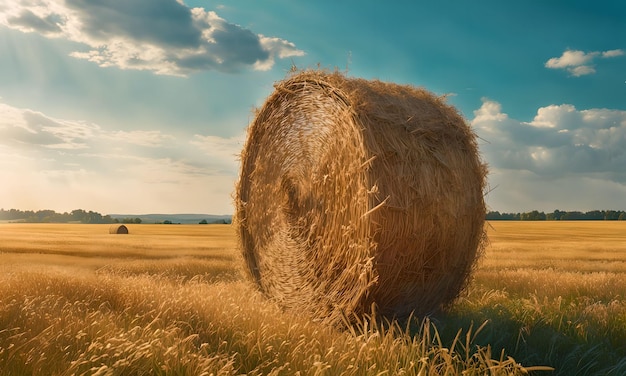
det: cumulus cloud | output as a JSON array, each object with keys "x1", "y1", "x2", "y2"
[
  {"x1": 0, "y1": 99, "x2": 241, "y2": 213},
  {"x1": 602, "y1": 49, "x2": 625, "y2": 58},
  {"x1": 6, "y1": 8, "x2": 65, "y2": 34},
  {"x1": 473, "y1": 98, "x2": 626, "y2": 180},
  {"x1": 545, "y1": 48, "x2": 624, "y2": 76},
  {"x1": 545, "y1": 50, "x2": 598, "y2": 69},
  {"x1": 0, "y1": 0, "x2": 304, "y2": 76},
  {"x1": 472, "y1": 99, "x2": 626, "y2": 211}
]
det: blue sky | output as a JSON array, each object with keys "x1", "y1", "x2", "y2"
[{"x1": 0, "y1": 0, "x2": 624, "y2": 214}]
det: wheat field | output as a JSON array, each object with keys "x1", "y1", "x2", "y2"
[{"x1": 0, "y1": 222, "x2": 625, "y2": 375}]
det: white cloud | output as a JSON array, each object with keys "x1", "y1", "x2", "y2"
[
  {"x1": 526, "y1": 104, "x2": 577, "y2": 129},
  {"x1": 0, "y1": 103, "x2": 100, "y2": 149},
  {"x1": 253, "y1": 35, "x2": 305, "y2": 71},
  {"x1": 545, "y1": 48, "x2": 624, "y2": 76},
  {"x1": 0, "y1": 99, "x2": 241, "y2": 213},
  {"x1": 545, "y1": 50, "x2": 598, "y2": 68},
  {"x1": 602, "y1": 49, "x2": 625, "y2": 58},
  {"x1": 474, "y1": 99, "x2": 626, "y2": 176},
  {"x1": 568, "y1": 65, "x2": 596, "y2": 77},
  {"x1": 472, "y1": 99, "x2": 626, "y2": 203},
  {"x1": 471, "y1": 97, "x2": 508, "y2": 124},
  {"x1": 0, "y1": 0, "x2": 304, "y2": 76},
  {"x1": 473, "y1": 99, "x2": 626, "y2": 211}
]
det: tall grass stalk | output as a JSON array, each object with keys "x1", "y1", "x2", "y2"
[{"x1": 0, "y1": 270, "x2": 547, "y2": 375}]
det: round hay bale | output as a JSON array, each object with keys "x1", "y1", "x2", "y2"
[
  {"x1": 109, "y1": 224, "x2": 129, "y2": 234},
  {"x1": 235, "y1": 70, "x2": 487, "y2": 323}
]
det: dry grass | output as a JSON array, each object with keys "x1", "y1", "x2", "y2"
[
  {"x1": 482, "y1": 221, "x2": 626, "y2": 273},
  {"x1": 0, "y1": 223, "x2": 237, "y2": 266},
  {"x1": 446, "y1": 221, "x2": 626, "y2": 375},
  {"x1": 0, "y1": 222, "x2": 625, "y2": 374}
]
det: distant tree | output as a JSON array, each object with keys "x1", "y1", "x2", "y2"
[
  {"x1": 603, "y1": 210, "x2": 621, "y2": 220},
  {"x1": 79, "y1": 210, "x2": 103, "y2": 223},
  {"x1": 101, "y1": 215, "x2": 115, "y2": 224},
  {"x1": 71, "y1": 209, "x2": 87, "y2": 222},
  {"x1": 619, "y1": 212, "x2": 626, "y2": 221},
  {"x1": 37, "y1": 210, "x2": 56, "y2": 222},
  {"x1": 134, "y1": 217, "x2": 142, "y2": 224},
  {"x1": 163, "y1": 220, "x2": 172, "y2": 224},
  {"x1": 486, "y1": 211, "x2": 520, "y2": 220},
  {"x1": 585, "y1": 210, "x2": 604, "y2": 220},
  {"x1": 520, "y1": 210, "x2": 546, "y2": 221},
  {"x1": 505, "y1": 212, "x2": 521, "y2": 220},
  {"x1": 199, "y1": 219, "x2": 208, "y2": 224},
  {"x1": 548, "y1": 209, "x2": 564, "y2": 220},
  {"x1": 561, "y1": 211, "x2": 585, "y2": 220},
  {"x1": 2, "y1": 209, "x2": 25, "y2": 220}
]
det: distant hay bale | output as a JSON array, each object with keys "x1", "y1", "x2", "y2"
[
  {"x1": 109, "y1": 224, "x2": 129, "y2": 234},
  {"x1": 235, "y1": 70, "x2": 487, "y2": 323}
]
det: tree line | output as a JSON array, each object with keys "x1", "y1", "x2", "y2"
[
  {"x1": 0, "y1": 209, "x2": 141, "y2": 224},
  {"x1": 487, "y1": 209, "x2": 626, "y2": 221},
  {"x1": 3, "y1": 208, "x2": 625, "y2": 223}
]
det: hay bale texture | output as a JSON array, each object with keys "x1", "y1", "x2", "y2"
[
  {"x1": 109, "y1": 224, "x2": 129, "y2": 234},
  {"x1": 235, "y1": 70, "x2": 487, "y2": 322}
]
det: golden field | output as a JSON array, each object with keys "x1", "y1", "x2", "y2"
[{"x1": 0, "y1": 221, "x2": 625, "y2": 375}]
